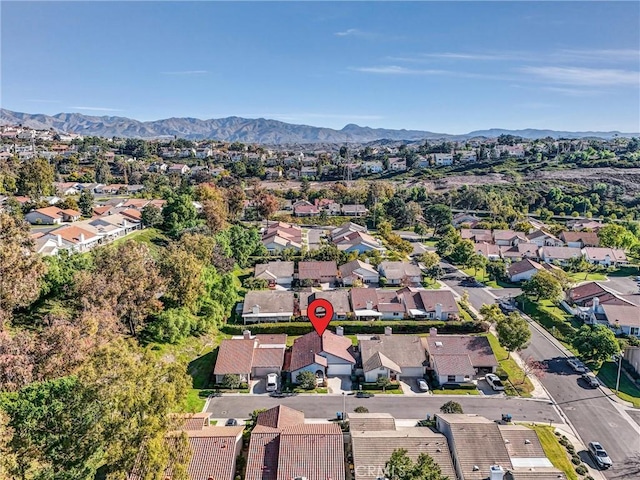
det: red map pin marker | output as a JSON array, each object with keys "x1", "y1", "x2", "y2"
[{"x1": 308, "y1": 298, "x2": 334, "y2": 336}]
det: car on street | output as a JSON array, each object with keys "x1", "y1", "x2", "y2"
[
  {"x1": 417, "y1": 379, "x2": 430, "y2": 392},
  {"x1": 485, "y1": 373, "x2": 505, "y2": 391},
  {"x1": 266, "y1": 373, "x2": 279, "y2": 392},
  {"x1": 567, "y1": 357, "x2": 587, "y2": 373},
  {"x1": 588, "y1": 441, "x2": 613, "y2": 469},
  {"x1": 356, "y1": 391, "x2": 374, "y2": 398},
  {"x1": 225, "y1": 418, "x2": 238, "y2": 426},
  {"x1": 581, "y1": 373, "x2": 599, "y2": 388}
]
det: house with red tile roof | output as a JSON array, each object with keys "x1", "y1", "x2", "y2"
[
  {"x1": 560, "y1": 231, "x2": 600, "y2": 248},
  {"x1": 245, "y1": 406, "x2": 345, "y2": 480},
  {"x1": 582, "y1": 247, "x2": 628, "y2": 267},
  {"x1": 213, "y1": 330, "x2": 287, "y2": 383},
  {"x1": 287, "y1": 329, "x2": 356, "y2": 380},
  {"x1": 297, "y1": 260, "x2": 338, "y2": 285},
  {"x1": 425, "y1": 329, "x2": 498, "y2": 385},
  {"x1": 129, "y1": 413, "x2": 243, "y2": 480},
  {"x1": 262, "y1": 222, "x2": 302, "y2": 252},
  {"x1": 292, "y1": 199, "x2": 320, "y2": 217},
  {"x1": 25, "y1": 206, "x2": 81, "y2": 225}
]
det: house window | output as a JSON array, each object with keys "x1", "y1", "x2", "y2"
[
  {"x1": 393, "y1": 312, "x2": 399, "y2": 316},
  {"x1": 631, "y1": 327, "x2": 640, "y2": 336},
  {"x1": 447, "y1": 375, "x2": 456, "y2": 382}
]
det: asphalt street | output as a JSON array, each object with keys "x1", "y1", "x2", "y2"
[
  {"x1": 206, "y1": 394, "x2": 561, "y2": 425},
  {"x1": 438, "y1": 258, "x2": 640, "y2": 479}
]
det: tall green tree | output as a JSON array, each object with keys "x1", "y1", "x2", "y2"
[
  {"x1": 16, "y1": 158, "x2": 54, "y2": 199},
  {"x1": 522, "y1": 270, "x2": 563, "y2": 302},
  {"x1": 162, "y1": 194, "x2": 199, "y2": 236},
  {"x1": 496, "y1": 312, "x2": 532, "y2": 358},
  {"x1": 141, "y1": 204, "x2": 163, "y2": 228},
  {"x1": 439, "y1": 401, "x2": 463, "y2": 414},
  {"x1": 572, "y1": 325, "x2": 620, "y2": 364},
  {"x1": 386, "y1": 449, "x2": 449, "y2": 480},
  {"x1": 423, "y1": 204, "x2": 452, "y2": 235},
  {"x1": 0, "y1": 213, "x2": 46, "y2": 328},
  {"x1": 78, "y1": 190, "x2": 94, "y2": 217}
]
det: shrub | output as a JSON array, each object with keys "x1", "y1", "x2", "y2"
[
  {"x1": 354, "y1": 406, "x2": 369, "y2": 413},
  {"x1": 296, "y1": 371, "x2": 317, "y2": 390},
  {"x1": 361, "y1": 382, "x2": 401, "y2": 391},
  {"x1": 440, "y1": 401, "x2": 464, "y2": 414},
  {"x1": 571, "y1": 455, "x2": 581, "y2": 465},
  {"x1": 566, "y1": 444, "x2": 575, "y2": 454},
  {"x1": 221, "y1": 374, "x2": 241, "y2": 389},
  {"x1": 575, "y1": 465, "x2": 588, "y2": 475}
]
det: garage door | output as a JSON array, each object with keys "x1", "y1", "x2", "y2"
[
  {"x1": 253, "y1": 367, "x2": 280, "y2": 378},
  {"x1": 327, "y1": 363, "x2": 353, "y2": 376},
  {"x1": 401, "y1": 367, "x2": 425, "y2": 378}
]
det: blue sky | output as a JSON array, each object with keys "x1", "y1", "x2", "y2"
[{"x1": 2, "y1": 1, "x2": 639, "y2": 133}]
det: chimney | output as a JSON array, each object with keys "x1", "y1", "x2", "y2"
[
  {"x1": 384, "y1": 326, "x2": 392, "y2": 336},
  {"x1": 79, "y1": 233, "x2": 85, "y2": 243},
  {"x1": 435, "y1": 303, "x2": 442, "y2": 319},
  {"x1": 592, "y1": 296, "x2": 599, "y2": 311},
  {"x1": 252, "y1": 305, "x2": 260, "y2": 315},
  {"x1": 489, "y1": 465, "x2": 504, "y2": 480},
  {"x1": 56, "y1": 234, "x2": 62, "y2": 246},
  {"x1": 366, "y1": 300, "x2": 373, "y2": 310},
  {"x1": 336, "y1": 326, "x2": 344, "y2": 336},
  {"x1": 243, "y1": 330, "x2": 251, "y2": 339},
  {"x1": 429, "y1": 327, "x2": 438, "y2": 337}
]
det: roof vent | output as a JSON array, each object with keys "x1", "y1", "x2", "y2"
[
  {"x1": 504, "y1": 439, "x2": 510, "y2": 444},
  {"x1": 473, "y1": 465, "x2": 480, "y2": 471},
  {"x1": 525, "y1": 439, "x2": 531, "y2": 444},
  {"x1": 435, "y1": 341, "x2": 443, "y2": 347}
]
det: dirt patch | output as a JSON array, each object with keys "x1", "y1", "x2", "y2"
[{"x1": 529, "y1": 168, "x2": 640, "y2": 192}]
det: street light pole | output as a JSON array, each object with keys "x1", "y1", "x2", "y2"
[
  {"x1": 616, "y1": 354, "x2": 623, "y2": 393},
  {"x1": 342, "y1": 392, "x2": 346, "y2": 417}
]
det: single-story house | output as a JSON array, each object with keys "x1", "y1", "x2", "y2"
[
  {"x1": 359, "y1": 329, "x2": 427, "y2": 382},
  {"x1": 526, "y1": 229, "x2": 564, "y2": 247},
  {"x1": 499, "y1": 243, "x2": 540, "y2": 261},
  {"x1": 213, "y1": 331, "x2": 287, "y2": 383},
  {"x1": 287, "y1": 329, "x2": 356, "y2": 380},
  {"x1": 560, "y1": 231, "x2": 600, "y2": 248},
  {"x1": 399, "y1": 288, "x2": 460, "y2": 320},
  {"x1": 582, "y1": 247, "x2": 628, "y2": 267},
  {"x1": 601, "y1": 304, "x2": 640, "y2": 338},
  {"x1": 254, "y1": 261, "x2": 295, "y2": 288},
  {"x1": 25, "y1": 206, "x2": 81, "y2": 225},
  {"x1": 508, "y1": 258, "x2": 548, "y2": 283},
  {"x1": 378, "y1": 261, "x2": 422, "y2": 286},
  {"x1": 241, "y1": 291, "x2": 295, "y2": 323},
  {"x1": 339, "y1": 259, "x2": 380, "y2": 286},
  {"x1": 299, "y1": 290, "x2": 351, "y2": 320},
  {"x1": 425, "y1": 330, "x2": 498, "y2": 385},
  {"x1": 493, "y1": 230, "x2": 528, "y2": 247},
  {"x1": 539, "y1": 246, "x2": 582, "y2": 265},
  {"x1": 297, "y1": 260, "x2": 338, "y2": 285},
  {"x1": 475, "y1": 242, "x2": 501, "y2": 261},
  {"x1": 342, "y1": 204, "x2": 369, "y2": 216}
]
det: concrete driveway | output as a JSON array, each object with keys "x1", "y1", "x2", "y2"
[
  {"x1": 250, "y1": 378, "x2": 268, "y2": 394},
  {"x1": 477, "y1": 378, "x2": 505, "y2": 397},
  {"x1": 326, "y1": 376, "x2": 352, "y2": 394},
  {"x1": 604, "y1": 274, "x2": 639, "y2": 296},
  {"x1": 400, "y1": 377, "x2": 430, "y2": 395}
]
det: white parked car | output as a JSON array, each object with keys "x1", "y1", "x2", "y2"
[
  {"x1": 567, "y1": 358, "x2": 586, "y2": 373},
  {"x1": 417, "y1": 379, "x2": 430, "y2": 392},
  {"x1": 485, "y1": 373, "x2": 505, "y2": 391},
  {"x1": 266, "y1": 373, "x2": 279, "y2": 392},
  {"x1": 588, "y1": 442, "x2": 613, "y2": 469}
]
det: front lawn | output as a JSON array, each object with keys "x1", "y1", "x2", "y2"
[
  {"x1": 485, "y1": 333, "x2": 534, "y2": 397},
  {"x1": 568, "y1": 271, "x2": 607, "y2": 283},
  {"x1": 526, "y1": 425, "x2": 578, "y2": 480},
  {"x1": 291, "y1": 387, "x2": 329, "y2": 394},
  {"x1": 460, "y1": 267, "x2": 518, "y2": 289},
  {"x1": 595, "y1": 362, "x2": 640, "y2": 408},
  {"x1": 431, "y1": 388, "x2": 480, "y2": 395}
]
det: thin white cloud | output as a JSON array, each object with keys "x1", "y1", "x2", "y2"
[
  {"x1": 27, "y1": 99, "x2": 62, "y2": 103},
  {"x1": 353, "y1": 65, "x2": 450, "y2": 75},
  {"x1": 70, "y1": 106, "x2": 124, "y2": 112},
  {"x1": 521, "y1": 66, "x2": 639, "y2": 86},
  {"x1": 161, "y1": 70, "x2": 208, "y2": 75},
  {"x1": 542, "y1": 86, "x2": 602, "y2": 97},
  {"x1": 553, "y1": 49, "x2": 640, "y2": 63},
  {"x1": 419, "y1": 52, "x2": 515, "y2": 61},
  {"x1": 334, "y1": 28, "x2": 363, "y2": 37}
]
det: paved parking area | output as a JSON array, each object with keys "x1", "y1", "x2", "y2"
[
  {"x1": 400, "y1": 377, "x2": 430, "y2": 395},
  {"x1": 326, "y1": 376, "x2": 352, "y2": 394},
  {"x1": 604, "y1": 274, "x2": 639, "y2": 296},
  {"x1": 477, "y1": 378, "x2": 505, "y2": 397}
]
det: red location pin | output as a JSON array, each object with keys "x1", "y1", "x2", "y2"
[{"x1": 308, "y1": 298, "x2": 334, "y2": 336}]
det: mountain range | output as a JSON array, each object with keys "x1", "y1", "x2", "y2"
[{"x1": 1, "y1": 109, "x2": 636, "y2": 143}]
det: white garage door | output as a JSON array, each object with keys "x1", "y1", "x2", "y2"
[
  {"x1": 401, "y1": 367, "x2": 425, "y2": 378},
  {"x1": 327, "y1": 363, "x2": 353, "y2": 376}
]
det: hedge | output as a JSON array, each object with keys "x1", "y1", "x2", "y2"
[
  {"x1": 440, "y1": 382, "x2": 476, "y2": 390},
  {"x1": 361, "y1": 382, "x2": 401, "y2": 391},
  {"x1": 221, "y1": 320, "x2": 484, "y2": 336}
]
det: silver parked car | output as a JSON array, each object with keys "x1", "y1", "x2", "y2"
[
  {"x1": 417, "y1": 379, "x2": 429, "y2": 392},
  {"x1": 588, "y1": 441, "x2": 613, "y2": 469},
  {"x1": 567, "y1": 357, "x2": 586, "y2": 373},
  {"x1": 485, "y1": 373, "x2": 505, "y2": 391}
]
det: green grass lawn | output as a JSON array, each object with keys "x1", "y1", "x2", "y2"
[
  {"x1": 595, "y1": 362, "x2": 640, "y2": 408},
  {"x1": 526, "y1": 425, "x2": 578, "y2": 480},
  {"x1": 292, "y1": 387, "x2": 329, "y2": 394},
  {"x1": 431, "y1": 388, "x2": 480, "y2": 395},
  {"x1": 485, "y1": 333, "x2": 534, "y2": 397},
  {"x1": 422, "y1": 281, "x2": 441, "y2": 290},
  {"x1": 116, "y1": 227, "x2": 170, "y2": 257},
  {"x1": 568, "y1": 271, "x2": 607, "y2": 283},
  {"x1": 460, "y1": 267, "x2": 518, "y2": 289},
  {"x1": 521, "y1": 298, "x2": 579, "y2": 349}
]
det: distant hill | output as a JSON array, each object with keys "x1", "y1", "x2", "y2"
[{"x1": 1, "y1": 109, "x2": 636, "y2": 143}]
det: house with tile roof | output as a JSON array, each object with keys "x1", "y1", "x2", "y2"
[
  {"x1": 242, "y1": 291, "x2": 295, "y2": 323},
  {"x1": 378, "y1": 261, "x2": 422, "y2": 286},
  {"x1": 425, "y1": 329, "x2": 498, "y2": 384},
  {"x1": 475, "y1": 242, "x2": 501, "y2": 261},
  {"x1": 349, "y1": 288, "x2": 459, "y2": 321},
  {"x1": 559, "y1": 231, "x2": 600, "y2": 248},
  {"x1": 129, "y1": 413, "x2": 243, "y2": 480},
  {"x1": 436, "y1": 414, "x2": 565, "y2": 480},
  {"x1": 254, "y1": 261, "x2": 295, "y2": 288},
  {"x1": 297, "y1": 260, "x2": 338, "y2": 285},
  {"x1": 339, "y1": 259, "x2": 380, "y2": 286},
  {"x1": 499, "y1": 243, "x2": 540, "y2": 261},
  {"x1": 526, "y1": 229, "x2": 563, "y2": 247},
  {"x1": 359, "y1": 328, "x2": 427, "y2": 382},
  {"x1": 300, "y1": 290, "x2": 351, "y2": 320},
  {"x1": 507, "y1": 258, "x2": 556, "y2": 283},
  {"x1": 582, "y1": 247, "x2": 628, "y2": 267},
  {"x1": 262, "y1": 222, "x2": 302, "y2": 252},
  {"x1": 292, "y1": 199, "x2": 320, "y2": 217},
  {"x1": 25, "y1": 206, "x2": 81, "y2": 225},
  {"x1": 246, "y1": 406, "x2": 345, "y2": 480},
  {"x1": 350, "y1": 413, "x2": 456, "y2": 480},
  {"x1": 287, "y1": 329, "x2": 356, "y2": 380},
  {"x1": 539, "y1": 246, "x2": 582, "y2": 266},
  {"x1": 213, "y1": 330, "x2": 287, "y2": 383},
  {"x1": 493, "y1": 230, "x2": 529, "y2": 247}
]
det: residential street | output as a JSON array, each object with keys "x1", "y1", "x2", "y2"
[
  {"x1": 438, "y1": 257, "x2": 640, "y2": 479},
  {"x1": 206, "y1": 394, "x2": 561, "y2": 425}
]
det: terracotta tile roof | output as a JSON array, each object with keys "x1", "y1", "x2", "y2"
[
  {"x1": 298, "y1": 261, "x2": 338, "y2": 279},
  {"x1": 347, "y1": 413, "x2": 396, "y2": 432},
  {"x1": 180, "y1": 412, "x2": 211, "y2": 431},
  {"x1": 257, "y1": 406, "x2": 306, "y2": 429},
  {"x1": 246, "y1": 431, "x2": 280, "y2": 480},
  {"x1": 214, "y1": 339, "x2": 256, "y2": 375},
  {"x1": 426, "y1": 335, "x2": 498, "y2": 368},
  {"x1": 399, "y1": 288, "x2": 459, "y2": 313},
  {"x1": 508, "y1": 258, "x2": 543, "y2": 276},
  {"x1": 52, "y1": 225, "x2": 99, "y2": 243},
  {"x1": 560, "y1": 231, "x2": 599, "y2": 246},
  {"x1": 121, "y1": 208, "x2": 142, "y2": 220},
  {"x1": 350, "y1": 288, "x2": 379, "y2": 310},
  {"x1": 33, "y1": 206, "x2": 65, "y2": 219},
  {"x1": 93, "y1": 205, "x2": 113, "y2": 216},
  {"x1": 567, "y1": 282, "x2": 609, "y2": 303},
  {"x1": 288, "y1": 330, "x2": 355, "y2": 372},
  {"x1": 252, "y1": 347, "x2": 285, "y2": 368},
  {"x1": 432, "y1": 354, "x2": 476, "y2": 376},
  {"x1": 122, "y1": 198, "x2": 150, "y2": 209},
  {"x1": 351, "y1": 428, "x2": 456, "y2": 480},
  {"x1": 360, "y1": 335, "x2": 427, "y2": 373},
  {"x1": 60, "y1": 208, "x2": 81, "y2": 216},
  {"x1": 300, "y1": 290, "x2": 351, "y2": 317}
]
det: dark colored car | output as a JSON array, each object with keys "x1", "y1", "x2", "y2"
[
  {"x1": 581, "y1": 373, "x2": 599, "y2": 388},
  {"x1": 225, "y1": 418, "x2": 238, "y2": 426},
  {"x1": 356, "y1": 391, "x2": 374, "y2": 398}
]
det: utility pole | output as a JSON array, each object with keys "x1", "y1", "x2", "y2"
[{"x1": 615, "y1": 354, "x2": 622, "y2": 393}]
